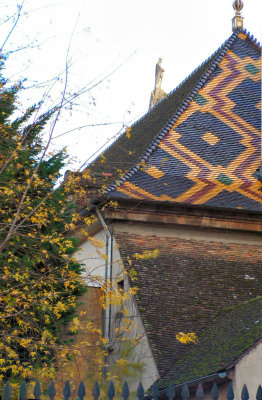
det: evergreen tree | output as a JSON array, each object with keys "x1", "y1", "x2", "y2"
[{"x1": 0, "y1": 56, "x2": 85, "y2": 378}]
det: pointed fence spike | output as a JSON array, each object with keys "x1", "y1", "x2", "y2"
[
  {"x1": 122, "y1": 382, "x2": 129, "y2": 400},
  {"x1": 181, "y1": 384, "x2": 189, "y2": 400},
  {"x1": 256, "y1": 385, "x2": 262, "y2": 400},
  {"x1": 4, "y1": 381, "x2": 11, "y2": 400},
  {"x1": 92, "y1": 381, "x2": 100, "y2": 400},
  {"x1": 167, "y1": 382, "x2": 175, "y2": 400},
  {"x1": 19, "y1": 381, "x2": 27, "y2": 400},
  {"x1": 107, "y1": 381, "x2": 115, "y2": 400},
  {"x1": 78, "y1": 381, "x2": 86, "y2": 400},
  {"x1": 137, "y1": 382, "x2": 145, "y2": 400},
  {"x1": 241, "y1": 385, "x2": 249, "y2": 400},
  {"x1": 211, "y1": 383, "x2": 219, "y2": 400},
  {"x1": 48, "y1": 381, "x2": 56, "y2": 400},
  {"x1": 227, "y1": 383, "x2": 234, "y2": 400},
  {"x1": 196, "y1": 383, "x2": 204, "y2": 400},
  {"x1": 63, "y1": 380, "x2": 71, "y2": 400},
  {"x1": 152, "y1": 381, "x2": 159, "y2": 400},
  {"x1": 34, "y1": 380, "x2": 42, "y2": 400}
]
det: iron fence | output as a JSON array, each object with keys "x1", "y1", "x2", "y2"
[{"x1": 2, "y1": 379, "x2": 262, "y2": 400}]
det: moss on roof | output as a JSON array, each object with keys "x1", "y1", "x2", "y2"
[
  {"x1": 160, "y1": 297, "x2": 262, "y2": 388},
  {"x1": 114, "y1": 232, "x2": 262, "y2": 380}
]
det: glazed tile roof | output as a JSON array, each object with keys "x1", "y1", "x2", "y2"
[
  {"x1": 105, "y1": 30, "x2": 262, "y2": 212},
  {"x1": 86, "y1": 34, "x2": 231, "y2": 187},
  {"x1": 114, "y1": 232, "x2": 262, "y2": 379}
]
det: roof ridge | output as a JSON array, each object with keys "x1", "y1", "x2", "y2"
[
  {"x1": 242, "y1": 28, "x2": 261, "y2": 48},
  {"x1": 146, "y1": 28, "x2": 261, "y2": 115},
  {"x1": 104, "y1": 29, "x2": 248, "y2": 196},
  {"x1": 85, "y1": 35, "x2": 228, "y2": 172},
  {"x1": 124, "y1": 34, "x2": 233, "y2": 128}
]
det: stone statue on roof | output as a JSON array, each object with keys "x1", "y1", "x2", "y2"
[
  {"x1": 149, "y1": 58, "x2": 165, "y2": 109},
  {"x1": 155, "y1": 58, "x2": 164, "y2": 90}
]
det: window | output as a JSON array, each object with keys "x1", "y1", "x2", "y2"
[{"x1": 117, "y1": 279, "x2": 124, "y2": 292}]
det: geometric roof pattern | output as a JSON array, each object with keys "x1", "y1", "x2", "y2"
[
  {"x1": 114, "y1": 231, "x2": 262, "y2": 381},
  {"x1": 105, "y1": 31, "x2": 262, "y2": 211}
]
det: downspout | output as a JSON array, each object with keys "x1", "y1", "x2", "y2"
[
  {"x1": 95, "y1": 208, "x2": 113, "y2": 342},
  {"x1": 108, "y1": 228, "x2": 113, "y2": 339},
  {"x1": 102, "y1": 234, "x2": 108, "y2": 338}
]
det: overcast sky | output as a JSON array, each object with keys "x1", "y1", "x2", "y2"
[{"x1": 1, "y1": 0, "x2": 261, "y2": 171}]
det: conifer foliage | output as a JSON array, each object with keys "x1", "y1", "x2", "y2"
[{"x1": 0, "y1": 57, "x2": 85, "y2": 379}]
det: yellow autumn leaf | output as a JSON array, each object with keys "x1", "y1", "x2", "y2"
[
  {"x1": 126, "y1": 126, "x2": 131, "y2": 138},
  {"x1": 133, "y1": 248, "x2": 159, "y2": 260},
  {"x1": 176, "y1": 332, "x2": 198, "y2": 344}
]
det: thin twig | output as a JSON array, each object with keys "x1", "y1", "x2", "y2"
[{"x1": 1, "y1": 1, "x2": 24, "y2": 51}]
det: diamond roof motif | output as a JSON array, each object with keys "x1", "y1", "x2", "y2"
[
  {"x1": 104, "y1": 30, "x2": 262, "y2": 212},
  {"x1": 202, "y1": 132, "x2": 220, "y2": 146}
]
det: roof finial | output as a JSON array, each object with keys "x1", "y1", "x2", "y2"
[{"x1": 232, "y1": 0, "x2": 244, "y2": 31}]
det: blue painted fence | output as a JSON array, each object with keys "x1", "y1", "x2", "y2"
[{"x1": 2, "y1": 379, "x2": 262, "y2": 400}]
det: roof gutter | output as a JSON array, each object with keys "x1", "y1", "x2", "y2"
[
  {"x1": 91, "y1": 195, "x2": 262, "y2": 218},
  {"x1": 145, "y1": 370, "x2": 229, "y2": 399}
]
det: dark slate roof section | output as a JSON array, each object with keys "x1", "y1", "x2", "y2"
[
  {"x1": 86, "y1": 30, "x2": 247, "y2": 184},
  {"x1": 104, "y1": 30, "x2": 262, "y2": 212},
  {"x1": 160, "y1": 297, "x2": 262, "y2": 388},
  {"x1": 114, "y1": 232, "x2": 262, "y2": 378}
]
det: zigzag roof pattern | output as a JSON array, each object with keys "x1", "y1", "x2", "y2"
[
  {"x1": 104, "y1": 30, "x2": 262, "y2": 212},
  {"x1": 87, "y1": 38, "x2": 224, "y2": 185}
]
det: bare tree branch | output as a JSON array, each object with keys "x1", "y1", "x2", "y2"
[{"x1": 1, "y1": 1, "x2": 24, "y2": 51}]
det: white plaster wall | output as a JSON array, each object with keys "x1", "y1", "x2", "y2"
[
  {"x1": 74, "y1": 221, "x2": 262, "y2": 392},
  {"x1": 74, "y1": 227, "x2": 159, "y2": 390},
  {"x1": 109, "y1": 235, "x2": 159, "y2": 391},
  {"x1": 234, "y1": 342, "x2": 262, "y2": 400},
  {"x1": 74, "y1": 229, "x2": 107, "y2": 286}
]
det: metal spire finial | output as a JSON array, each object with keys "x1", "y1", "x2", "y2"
[
  {"x1": 232, "y1": 0, "x2": 244, "y2": 31},
  {"x1": 233, "y1": 0, "x2": 244, "y2": 12}
]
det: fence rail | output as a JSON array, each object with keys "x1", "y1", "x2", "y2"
[{"x1": 2, "y1": 379, "x2": 262, "y2": 400}]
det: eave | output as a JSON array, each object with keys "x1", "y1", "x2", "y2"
[{"x1": 92, "y1": 196, "x2": 262, "y2": 235}]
